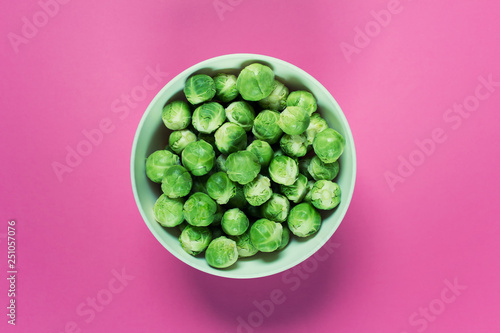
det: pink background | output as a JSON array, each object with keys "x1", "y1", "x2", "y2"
[{"x1": 1, "y1": 0, "x2": 499, "y2": 332}]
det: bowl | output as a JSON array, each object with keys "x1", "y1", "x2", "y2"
[{"x1": 131, "y1": 53, "x2": 356, "y2": 279}]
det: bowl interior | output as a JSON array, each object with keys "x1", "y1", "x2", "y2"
[{"x1": 131, "y1": 54, "x2": 356, "y2": 279}]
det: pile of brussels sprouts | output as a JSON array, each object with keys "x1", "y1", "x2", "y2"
[{"x1": 145, "y1": 63, "x2": 345, "y2": 269}]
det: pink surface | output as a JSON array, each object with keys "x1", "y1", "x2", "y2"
[{"x1": 1, "y1": 0, "x2": 499, "y2": 332}]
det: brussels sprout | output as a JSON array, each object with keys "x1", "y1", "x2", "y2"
[
  {"x1": 145, "y1": 150, "x2": 180, "y2": 183},
  {"x1": 308, "y1": 156, "x2": 339, "y2": 181},
  {"x1": 268, "y1": 155, "x2": 299, "y2": 186},
  {"x1": 184, "y1": 74, "x2": 216, "y2": 105},
  {"x1": 213, "y1": 73, "x2": 239, "y2": 102},
  {"x1": 215, "y1": 154, "x2": 227, "y2": 172},
  {"x1": 206, "y1": 172, "x2": 236, "y2": 205},
  {"x1": 280, "y1": 134, "x2": 308, "y2": 158},
  {"x1": 286, "y1": 91, "x2": 317, "y2": 115},
  {"x1": 181, "y1": 140, "x2": 215, "y2": 176},
  {"x1": 249, "y1": 219, "x2": 283, "y2": 252},
  {"x1": 258, "y1": 80, "x2": 289, "y2": 111},
  {"x1": 153, "y1": 194, "x2": 184, "y2": 227},
  {"x1": 221, "y1": 208, "x2": 249, "y2": 236},
  {"x1": 227, "y1": 184, "x2": 246, "y2": 208},
  {"x1": 179, "y1": 225, "x2": 212, "y2": 256},
  {"x1": 161, "y1": 165, "x2": 193, "y2": 198},
  {"x1": 169, "y1": 129, "x2": 197, "y2": 154},
  {"x1": 178, "y1": 222, "x2": 188, "y2": 232},
  {"x1": 243, "y1": 175, "x2": 273, "y2": 206},
  {"x1": 183, "y1": 192, "x2": 217, "y2": 226},
  {"x1": 280, "y1": 173, "x2": 308, "y2": 204},
  {"x1": 225, "y1": 101, "x2": 255, "y2": 132},
  {"x1": 205, "y1": 236, "x2": 239, "y2": 268},
  {"x1": 298, "y1": 157, "x2": 313, "y2": 179},
  {"x1": 313, "y1": 128, "x2": 345, "y2": 163},
  {"x1": 230, "y1": 231, "x2": 258, "y2": 257},
  {"x1": 305, "y1": 113, "x2": 328, "y2": 146},
  {"x1": 214, "y1": 123, "x2": 247, "y2": 155},
  {"x1": 192, "y1": 102, "x2": 226, "y2": 134},
  {"x1": 236, "y1": 63, "x2": 275, "y2": 101},
  {"x1": 162, "y1": 100, "x2": 192, "y2": 130},
  {"x1": 277, "y1": 226, "x2": 290, "y2": 250},
  {"x1": 252, "y1": 110, "x2": 283, "y2": 144},
  {"x1": 246, "y1": 140, "x2": 274, "y2": 167},
  {"x1": 287, "y1": 202, "x2": 322, "y2": 237},
  {"x1": 278, "y1": 106, "x2": 310, "y2": 135},
  {"x1": 310, "y1": 180, "x2": 341, "y2": 210},
  {"x1": 303, "y1": 180, "x2": 315, "y2": 203},
  {"x1": 261, "y1": 193, "x2": 290, "y2": 223},
  {"x1": 225, "y1": 151, "x2": 261, "y2": 185}
]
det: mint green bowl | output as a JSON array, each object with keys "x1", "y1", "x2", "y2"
[{"x1": 131, "y1": 54, "x2": 356, "y2": 279}]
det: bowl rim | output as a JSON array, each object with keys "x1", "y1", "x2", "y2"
[{"x1": 131, "y1": 53, "x2": 357, "y2": 279}]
